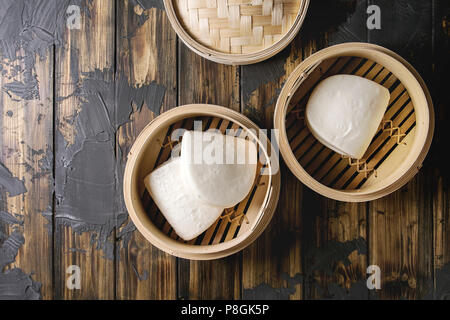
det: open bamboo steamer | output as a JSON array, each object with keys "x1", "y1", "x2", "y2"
[
  {"x1": 164, "y1": 0, "x2": 310, "y2": 65},
  {"x1": 274, "y1": 43, "x2": 434, "y2": 202},
  {"x1": 124, "y1": 104, "x2": 281, "y2": 259}
]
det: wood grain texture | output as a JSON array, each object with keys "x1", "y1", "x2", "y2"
[
  {"x1": 369, "y1": 172, "x2": 433, "y2": 299},
  {"x1": 0, "y1": 47, "x2": 54, "y2": 299},
  {"x1": 54, "y1": 0, "x2": 115, "y2": 299},
  {"x1": 302, "y1": 193, "x2": 368, "y2": 299},
  {"x1": 367, "y1": 0, "x2": 434, "y2": 299},
  {"x1": 115, "y1": 0, "x2": 177, "y2": 300},
  {"x1": 177, "y1": 41, "x2": 241, "y2": 300},
  {"x1": 432, "y1": 0, "x2": 450, "y2": 299},
  {"x1": 241, "y1": 34, "x2": 305, "y2": 300}
]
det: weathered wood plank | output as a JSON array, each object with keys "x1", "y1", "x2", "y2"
[
  {"x1": 115, "y1": 0, "x2": 177, "y2": 300},
  {"x1": 367, "y1": 0, "x2": 434, "y2": 299},
  {"x1": 431, "y1": 0, "x2": 450, "y2": 300},
  {"x1": 240, "y1": 29, "x2": 309, "y2": 299},
  {"x1": 177, "y1": 42, "x2": 241, "y2": 300},
  {"x1": 434, "y1": 171, "x2": 450, "y2": 299},
  {"x1": 54, "y1": 0, "x2": 115, "y2": 299},
  {"x1": 0, "y1": 36, "x2": 53, "y2": 299},
  {"x1": 369, "y1": 172, "x2": 434, "y2": 299},
  {"x1": 280, "y1": 1, "x2": 369, "y2": 300},
  {"x1": 301, "y1": 191, "x2": 368, "y2": 300}
]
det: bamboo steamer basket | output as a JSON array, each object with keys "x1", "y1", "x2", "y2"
[
  {"x1": 163, "y1": 0, "x2": 310, "y2": 65},
  {"x1": 274, "y1": 43, "x2": 434, "y2": 202},
  {"x1": 123, "y1": 104, "x2": 281, "y2": 260}
]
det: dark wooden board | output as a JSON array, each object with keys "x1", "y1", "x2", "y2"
[
  {"x1": 431, "y1": 0, "x2": 450, "y2": 300},
  {"x1": 0, "y1": 34, "x2": 54, "y2": 300},
  {"x1": 115, "y1": 0, "x2": 177, "y2": 300},
  {"x1": 54, "y1": 0, "x2": 116, "y2": 299},
  {"x1": 366, "y1": 0, "x2": 434, "y2": 299}
]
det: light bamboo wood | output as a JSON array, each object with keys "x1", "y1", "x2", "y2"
[
  {"x1": 123, "y1": 104, "x2": 281, "y2": 260},
  {"x1": 164, "y1": 0, "x2": 309, "y2": 65},
  {"x1": 274, "y1": 43, "x2": 434, "y2": 202},
  {"x1": 54, "y1": 0, "x2": 115, "y2": 299}
]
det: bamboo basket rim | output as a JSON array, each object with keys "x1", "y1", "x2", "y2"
[
  {"x1": 123, "y1": 104, "x2": 281, "y2": 259},
  {"x1": 163, "y1": 0, "x2": 310, "y2": 65},
  {"x1": 274, "y1": 43, "x2": 434, "y2": 202}
]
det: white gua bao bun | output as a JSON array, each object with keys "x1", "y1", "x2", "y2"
[
  {"x1": 144, "y1": 158, "x2": 224, "y2": 241},
  {"x1": 306, "y1": 74, "x2": 390, "y2": 160},
  {"x1": 144, "y1": 130, "x2": 258, "y2": 241},
  {"x1": 180, "y1": 130, "x2": 258, "y2": 208}
]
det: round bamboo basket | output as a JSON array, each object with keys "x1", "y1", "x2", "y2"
[
  {"x1": 163, "y1": 0, "x2": 310, "y2": 65},
  {"x1": 123, "y1": 104, "x2": 281, "y2": 259},
  {"x1": 274, "y1": 43, "x2": 434, "y2": 202}
]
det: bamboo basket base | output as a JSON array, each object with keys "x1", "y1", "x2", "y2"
[
  {"x1": 285, "y1": 56, "x2": 417, "y2": 191},
  {"x1": 140, "y1": 115, "x2": 270, "y2": 246}
]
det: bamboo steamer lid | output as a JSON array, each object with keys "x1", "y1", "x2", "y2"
[
  {"x1": 123, "y1": 104, "x2": 281, "y2": 260},
  {"x1": 164, "y1": 0, "x2": 310, "y2": 65},
  {"x1": 274, "y1": 43, "x2": 434, "y2": 202}
]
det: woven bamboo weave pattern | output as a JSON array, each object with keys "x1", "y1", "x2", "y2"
[{"x1": 174, "y1": 0, "x2": 302, "y2": 54}]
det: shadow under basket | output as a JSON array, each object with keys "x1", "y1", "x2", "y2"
[
  {"x1": 164, "y1": 0, "x2": 310, "y2": 65},
  {"x1": 274, "y1": 43, "x2": 434, "y2": 202},
  {"x1": 124, "y1": 105, "x2": 280, "y2": 260}
]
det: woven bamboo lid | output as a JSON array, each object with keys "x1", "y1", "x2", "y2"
[{"x1": 164, "y1": 0, "x2": 310, "y2": 65}]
